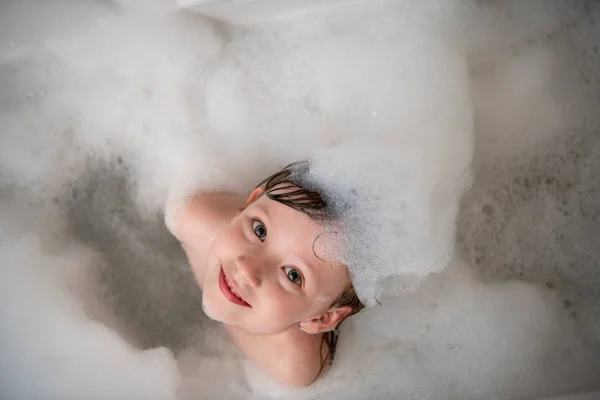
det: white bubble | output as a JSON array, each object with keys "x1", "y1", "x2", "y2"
[{"x1": 315, "y1": 294, "x2": 332, "y2": 305}]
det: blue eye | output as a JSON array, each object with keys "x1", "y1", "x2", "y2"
[
  {"x1": 284, "y1": 266, "x2": 302, "y2": 285},
  {"x1": 252, "y1": 219, "x2": 267, "y2": 241}
]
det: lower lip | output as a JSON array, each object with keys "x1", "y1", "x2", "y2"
[{"x1": 219, "y1": 268, "x2": 250, "y2": 307}]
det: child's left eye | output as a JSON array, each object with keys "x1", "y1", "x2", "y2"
[
  {"x1": 284, "y1": 266, "x2": 302, "y2": 285},
  {"x1": 252, "y1": 219, "x2": 267, "y2": 241}
]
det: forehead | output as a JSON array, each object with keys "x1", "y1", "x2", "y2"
[{"x1": 249, "y1": 194, "x2": 350, "y2": 291}]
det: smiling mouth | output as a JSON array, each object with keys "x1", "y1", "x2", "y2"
[{"x1": 219, "y1": 267, "x2": 251, "y2": 307}]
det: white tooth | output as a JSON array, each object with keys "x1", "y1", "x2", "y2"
[{"x1": 225, "y1": 275, "x2": 243, "y2": 300}]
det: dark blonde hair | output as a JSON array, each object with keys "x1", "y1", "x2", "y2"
[{"x1": 257, "y1": 162, "x2": 366, "y2": 372}]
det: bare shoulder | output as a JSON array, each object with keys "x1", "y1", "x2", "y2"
[
  {"x1": 226, "y1": 325, "x2": 330, "y2": 388},
  {"x1": 177, "y1": 193, "x2": 243, "y2": 240},
  {"x1": 280, "y1": 329, "x2": 331, "y2": 387},
  {"x1": 176, "y1": 192, "x2": 243, "y2": 251}
]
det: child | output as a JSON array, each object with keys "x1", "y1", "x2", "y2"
[{"x1": 168, "y1": 161, "x2": 365, "y2": 387}]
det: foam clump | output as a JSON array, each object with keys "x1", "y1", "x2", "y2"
[
  {"x1": 0, "y1": 234, "x2": 181, "y2": 400},
  {"x1": 321, "y1": 264, "x2": 600, "y2": 399},
  {"x1": 306, "y1": 72, "x2": 473, "y2": 305}
]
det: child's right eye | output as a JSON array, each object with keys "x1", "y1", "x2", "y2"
[
  {"x1": 284, "y1": 266, "x2": 303, "y2": 285},
  {"x1": 251, "y1": 219, "x2": 267, "y2": 241}
]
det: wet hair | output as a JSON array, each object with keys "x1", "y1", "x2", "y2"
[
  {"x1": 257, "y1": 161, "x2": 366, "y2": 375},
  {"x1": 258, "y1": 161, "x2": 330, "y2": 220}
]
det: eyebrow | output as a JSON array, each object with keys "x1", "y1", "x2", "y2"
[
  {"x1": 254, "y1": 203, "x2": 271, "y2": 221},
  {"x1": 296, "y1": 242, "x2": 327, "y2": 293}
]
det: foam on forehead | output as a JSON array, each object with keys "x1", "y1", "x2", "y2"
[
  {"x1": 311, "y1": 230, "x2": 348, "y2": 265},
  {"x1": 285, "y1": 140, "x2": 472, "y2": 307}
]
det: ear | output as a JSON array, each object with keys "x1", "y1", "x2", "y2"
[
  {"x1": 244, "y1": 187, "x2": 265, "y2": 207},
  {"x1": 300, "y1": 306, "x2": 352, "y2": 334}
]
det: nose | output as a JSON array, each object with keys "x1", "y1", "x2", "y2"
[{"x1": 236, "y1": 255, "x2": 262, "y2": 287}]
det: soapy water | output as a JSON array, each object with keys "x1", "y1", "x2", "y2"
[{"x1": 1, "y1": 0, "x2": 600, "y2": 399}]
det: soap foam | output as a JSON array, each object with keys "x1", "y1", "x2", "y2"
[{"x1": 1, "y1": 0, "x2": 599, "y2": 399}]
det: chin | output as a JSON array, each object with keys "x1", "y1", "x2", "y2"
[
  {"x1": 201, "y1": 301, "x2": 223, "y2": 322},
  {"x1": 201, "y1": 290, "x2": 228, "y2": 323}
]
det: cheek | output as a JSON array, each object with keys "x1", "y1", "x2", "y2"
[
  {"x1": 213, "y1": 223, "x2": 246, "y2": 255},
  {"x1": 206, "y1": 234, "x2": 232, "y2": 264},
  {"x1": 258, "y1": 289, "x2": 306, "y2": 321}
]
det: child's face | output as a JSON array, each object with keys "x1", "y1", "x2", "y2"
[{"x1": 200, "y1": 190, "x2": 352, "y2": 334}]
